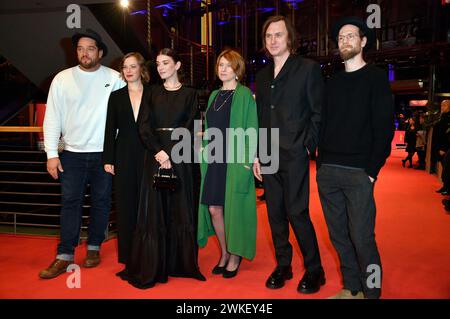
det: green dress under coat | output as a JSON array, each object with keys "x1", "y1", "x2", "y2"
[{"x1": 197, "y1": 83, "x2": 258, "y2": 260}]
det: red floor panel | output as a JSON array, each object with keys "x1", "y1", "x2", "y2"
[{"x1": 1, "y1": 149, "x2": 449, "y2": 299}]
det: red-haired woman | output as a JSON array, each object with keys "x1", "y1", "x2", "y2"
[{"x1": 198, "y1": 49, "x2": 258, "y2": 279}]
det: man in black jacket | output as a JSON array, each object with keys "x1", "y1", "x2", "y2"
[
  {"x1": 434, "y1": 100, "x2": 450, "y2": 195},
  {"x1": 253, "y1": 15, "x2": 325, "y2": 294},
  {"x1": 317, "y1": 17, "x2": 394, "y2": 299}
]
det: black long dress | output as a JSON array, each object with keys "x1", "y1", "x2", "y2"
[
  {"x1": 120, "y1": 84, "x2": 205, "y2": 289},
  {"x1": 103, "y1": 85, "x2": 147, "y2": 264}
]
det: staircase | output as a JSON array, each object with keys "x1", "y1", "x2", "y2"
[{"x1": 0, "y1": 147, "x2": 116, "y2": 238}]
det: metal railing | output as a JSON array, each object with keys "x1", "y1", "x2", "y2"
[
  {"x1": 0, "y1": 127, "x2": 115, "y2": 239},
  {"x1": 166, "y1": 30, "x2": 215, "y2": 88},
  {"x1": 0, "y1": 126, "x2": 43, "y2": 132}
]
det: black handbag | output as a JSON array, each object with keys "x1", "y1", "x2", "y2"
[{"x1": 152, "y1": 167, "x2": 179, "y2": 191}]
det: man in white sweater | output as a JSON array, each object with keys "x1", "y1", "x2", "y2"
[{"x1": 39, "y1": 29, "x2": 125, "y2": 279}]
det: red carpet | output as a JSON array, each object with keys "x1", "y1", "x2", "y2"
[{"x1": 1, "y1": 149, "x2": 450, "y2": 299}]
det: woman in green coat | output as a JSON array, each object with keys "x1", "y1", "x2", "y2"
[{"x1": 197, "y1": 49, "x2": 258, "y2": 278}]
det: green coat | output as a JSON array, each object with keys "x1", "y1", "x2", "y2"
[{"x1": 197, "y1": 83, "x2": 258, "y2": 260}]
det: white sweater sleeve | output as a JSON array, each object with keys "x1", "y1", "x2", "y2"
[{"x1": 43, "y1": 77, "x2": 62, "y2": 159}]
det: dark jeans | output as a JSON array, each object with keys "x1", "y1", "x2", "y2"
[
  {"x1": 317, "y1": 165, "x2": 381, "y2": 299},
  {"x1": 57, "y1": 151, "x2": 112, "y2": 256}
]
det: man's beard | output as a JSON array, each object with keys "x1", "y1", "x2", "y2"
[
  {"x1": 79, "y1": 57, "x2": 99, "y2": 70},
  {"x1": 339, "y1": 45, "x2": 361, "y2": 61}
]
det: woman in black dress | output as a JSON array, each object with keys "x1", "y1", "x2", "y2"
[
  {"x1": 402, "y1": 117, "x2": 417, "y2": 168},
  {"x1": 119, "y1": 48, "x2": 205, "y2": 289},
  {"x1": 103, "y1": 52, "x2": 149, "y2": 272}
]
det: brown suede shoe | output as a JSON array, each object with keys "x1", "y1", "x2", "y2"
[
  {"x1": 83, "y1": 250, "x2": 100, "y2": 268},
  {"x1": 39, "y1": 259, "x2": 71, "y2": 279},
  {"x1": 328, "y1": 289, "x2": 364, "y2": 299}
]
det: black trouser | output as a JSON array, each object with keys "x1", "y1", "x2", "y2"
[
  {"x1": 441, "y1": 150, "x2": 450, "y2": 189},
  {"x1": 263, "y1": 149, "x2": 322, "y2": 272},
  {"x1": 404, "y1": 151, "x2": 415, "y2": 166},
  {"x1": 317, "y1": 165, "x2": 381, "y2": 299},
  {"x1": 417, "y1": 148, "x2": 426, "y2": 168}
]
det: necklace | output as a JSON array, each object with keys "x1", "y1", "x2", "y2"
[
  {"x1": 219, "y1": 89, "x2": 232, "y2": 96},
  {"x1": 164, "y1": 82, "x2": 182, "y2": 90},
  {"x1": 213, "y1": 90, "x2": 234, "y2": 112}
]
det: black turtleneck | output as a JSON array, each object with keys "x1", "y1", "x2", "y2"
[{"x1": 318, "y1": 64, "x2": 395, "y2": 179}]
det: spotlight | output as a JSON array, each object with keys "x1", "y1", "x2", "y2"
[{"x1": 120, "y1": 0, "x2": 129, "y2": 8}]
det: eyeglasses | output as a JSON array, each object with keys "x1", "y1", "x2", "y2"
[{"x1": 337, "y1": 33, "x2": 359, "y2": 42}]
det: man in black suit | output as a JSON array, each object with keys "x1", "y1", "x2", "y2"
[
  {"x1": 253, "y1": 15, "x2": 325, "y2": 294},
  {"x1": 435, "y1": 100, "x2": 450, "y2": 195}
]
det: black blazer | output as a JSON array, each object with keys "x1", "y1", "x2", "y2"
[
  {"x1": 255, "y1": 54, "x2": 323, "y2": 154},
  {"x1": 103, "y1": 84, "x2": 151, "y2": 166}
]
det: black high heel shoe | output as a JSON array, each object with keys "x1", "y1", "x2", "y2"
[
  {"x1": 222, "y1": 256, "x2": 242, "y2": 279},
  {"x1": 212, "y1": 255, "x2": 230, "y2": 275},
  {"x1": 116, "y1": 268, "x2": 129, "y2": 279}
]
